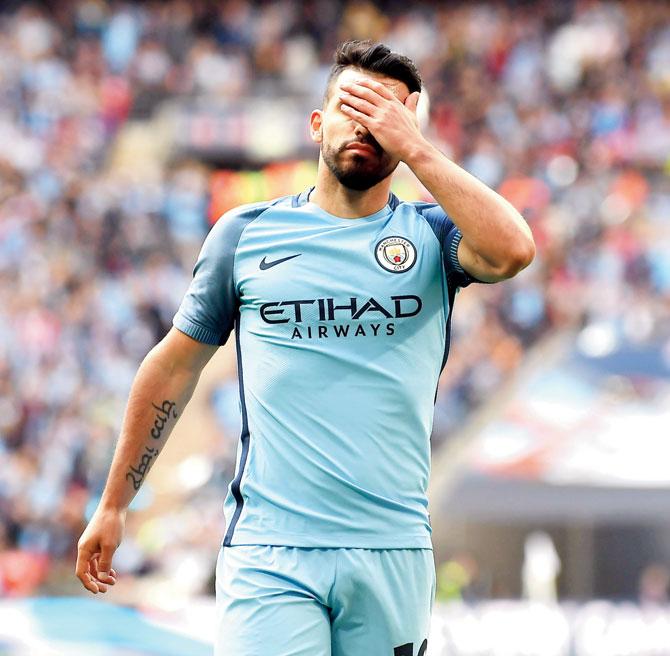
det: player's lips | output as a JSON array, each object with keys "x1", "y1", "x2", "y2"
[{"x1": 345, "y1": 142, "x2": 378, "y2": 156}]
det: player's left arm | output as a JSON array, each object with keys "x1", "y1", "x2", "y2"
[{"x1": 339, "y1": 79, "x2": 535, "y2": 282}]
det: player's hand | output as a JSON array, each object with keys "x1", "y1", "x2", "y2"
[
  {"x1": 75, "y1": 506, "x2": 125, "y2": 594},
  {"x1": 338, "y1": 78, "x2": 424, "y2": 162}
]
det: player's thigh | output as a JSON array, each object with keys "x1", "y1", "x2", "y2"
[
  {"x1": 330, "y1": 548, "x2": 435, "y2": 656},
  {"x1": 215, "y1": 545, "x2": 331, "y2": 656}
]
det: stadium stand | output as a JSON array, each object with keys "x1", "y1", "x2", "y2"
[{"x1": 1, "y1": 0, "x2": 669, "y2": 597}]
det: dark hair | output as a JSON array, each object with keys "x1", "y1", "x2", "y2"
[{"x1": 324, "y1": 40, "x2": 422, "y2": 103}]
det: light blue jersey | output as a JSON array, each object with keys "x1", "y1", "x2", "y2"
[{"x1": 173, "y1": 187, "x2": 482, "y2": 548}]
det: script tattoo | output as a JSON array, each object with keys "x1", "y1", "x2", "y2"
[
  {"x1": 125, "y1": 400, "x2": 178, "y2": 492},
  {"x1": 125, "y1": 445, "x2": 159, "y2": 491},
  {"x1": 150, "y1": 400, "x2": 178, "y2": 439}
]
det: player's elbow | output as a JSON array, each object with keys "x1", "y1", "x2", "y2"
[
  {"x1": 494, "y1": 234, "x2": 536, "y2": 280},
  {"x1": 508, "y1": 236, "x2": 536, "y2": 276}
]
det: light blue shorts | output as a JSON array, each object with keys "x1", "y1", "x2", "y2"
[{"x1": 215, "y1": 544, "x2": 435, "y2": 656}]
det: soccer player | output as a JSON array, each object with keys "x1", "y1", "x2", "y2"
[{"x1": 76, "y1": 40, "x2": 534, "y2": 655}]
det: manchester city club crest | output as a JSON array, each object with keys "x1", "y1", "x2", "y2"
[{"x1": 374, "y1": 236, "x2": 417, "y2": 273}]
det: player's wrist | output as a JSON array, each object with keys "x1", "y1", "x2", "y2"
[
  {"x1": 97, "y1": 496, "x2": 129, "y2": 515},
  {"x1": 400, "y1": 136, "x2": 435, "y2": 169}
]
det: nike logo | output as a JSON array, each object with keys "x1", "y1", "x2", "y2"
[{"x1": 259, "y1": 254, "x2": 301, "y2": 270}]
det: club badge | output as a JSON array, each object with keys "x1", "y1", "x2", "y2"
[{"x1": 374, "y1": 236, "x2": 417, "y2": 273}]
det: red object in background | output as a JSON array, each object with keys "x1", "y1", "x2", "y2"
[
  {"x1": 208, "y1": 161, "x2": 316, "y2": 223},
  {"x1": 0, "y1": 551, "x2": 50, "y2": 597},
  {"x1": 498, "y1": 176, "x2": 551, "y2": 217},
  {"x1": 208, "y1": 170, "x2": 245, "y2": 222},
  {"x1": 611, "y1": 169, "x2": 649, "y2": 209},
  {"x1": 100, "y1": 76, "x2": 132, "y2": 131}
]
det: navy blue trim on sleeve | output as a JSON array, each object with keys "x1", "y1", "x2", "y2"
[
  {"x1": 447, "y1": 226, "x2": 465, "y2": 274},
  {"x1": 413, "y1": 202, "x2": 488, "y2": 289},
  {"x1": 173, "y1": 200, "x2": 282, "y2": 346}
]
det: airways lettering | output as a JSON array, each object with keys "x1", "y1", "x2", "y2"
[{"x1": 260, "y1": 295, "x2": 422, "y2": 324}]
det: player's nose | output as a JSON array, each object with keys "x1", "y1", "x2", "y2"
[{"x1": 354, "y1": 123, "x2": 370, "y2": 140}]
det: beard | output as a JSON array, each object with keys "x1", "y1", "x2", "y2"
[{"x1": 321, "y1": 139, "x2": 398, "y2": 191}]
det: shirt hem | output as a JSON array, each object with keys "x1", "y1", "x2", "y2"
[
  {"x1": 173, "y1": 314, "x2": 221, "y2": 345},
  {"x1": 222, "y1": 532, "x2": 433, "y2": 549}
]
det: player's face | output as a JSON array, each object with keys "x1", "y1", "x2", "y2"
[{"x1": 313, "y1": 68, "x2": 410, "y2": 191}]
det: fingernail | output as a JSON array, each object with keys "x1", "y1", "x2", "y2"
[{"x1": 99, "y1": 571, "x2": 109, "y2": 578}]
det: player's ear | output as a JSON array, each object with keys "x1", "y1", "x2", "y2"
[{"x1": 310, "y1": 110, "x2": 323, "y2": 144}]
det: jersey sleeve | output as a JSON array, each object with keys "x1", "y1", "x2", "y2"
[
  {"x1": 414, "y1": 202, "x2": 487, "y2": 289},
  {"x1": 172, "y1": 212, "x2": 245, "y2": 346}
]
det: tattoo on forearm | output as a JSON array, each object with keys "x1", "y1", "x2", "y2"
[
  {"x1": 126, "y1": 445, "x2": 159, "y2": 491},
  {"x1": 150, "y1": 400, "x2": 178, "y2": 439},
  {"x1": 125, "y1": 400, "x2": 178, "y2": 492}
]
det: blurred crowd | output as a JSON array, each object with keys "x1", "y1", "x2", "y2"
[{"x1": 1, "y1": 0, "x2": 670, "y2": 596}]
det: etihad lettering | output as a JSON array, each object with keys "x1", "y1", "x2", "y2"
[
  {"x1": 333, "y1": 324, "x2": 349, "y2": 337},
  {"x1": 291, "y1": 323, "x2": 395, "y2": 339},
  {"x1": 260, "y1": 295, "x2": 422, "y2": 324},
  {"x1": 352, "y1": 298, "x2": 392, "y2": 320}
]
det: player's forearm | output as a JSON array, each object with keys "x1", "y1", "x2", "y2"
[
  {"x1": 405, "y1": 139, "x2": 534, "y2": 277},
  {"x1": 97, "y1": 343, "x2": 200, "y2": 512}
]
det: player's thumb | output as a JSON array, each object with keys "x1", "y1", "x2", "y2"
[
  {"x1": 406, "y1": 91, "x2": 420, "y2": 113},
  {"x1": 98, "y1": 544, "x2": 115, "y2": 579}
]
